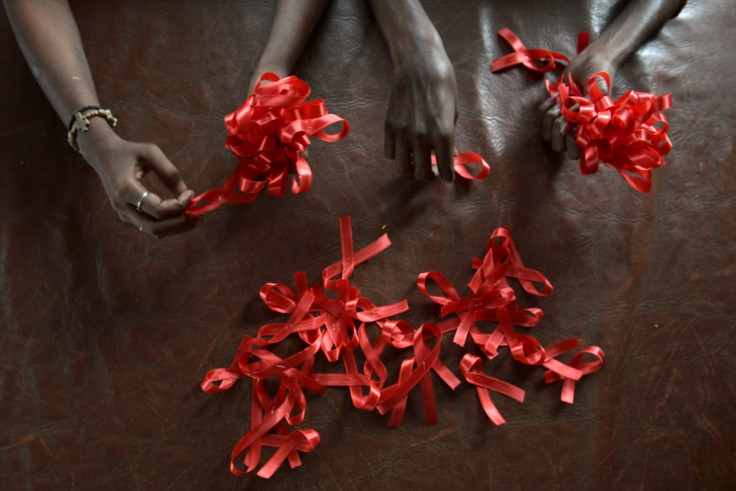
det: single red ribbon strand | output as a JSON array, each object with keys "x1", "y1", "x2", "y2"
[
  {"x1": 430, "y1": 151, "x2": 492, "y2": 181},
  {"x1": 491, "y1": 27, "x2": 570, "y2": 73}
]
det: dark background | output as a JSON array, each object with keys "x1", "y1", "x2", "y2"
[{"x1": 1, "y1": 0, "x2": 734, "y2": 488}]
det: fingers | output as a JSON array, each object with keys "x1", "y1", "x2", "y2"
[
  {"x1": 135, "y1": 187, "x2": 195, "y2": 220},
  {"x1": 126, "y1": 143, "x2": 199, "y2": 236},
  {"x1": 433, "y1": 132, "x2": 455, "y2": 182},
  {"x1": 595, "y1": 74, "x2": 610, "y2": 95},
  {"x1": 125, "y1": 186, "x2": 199, "y2": 238},
  {"x1": 133, "y1": 214, "x2": 202, "y2": 239},
  {"x1": 541, "y1": 102, "x2": 561, "y2": 143},
  {"x1": 394, "y1": 132, "x2": 413, "y2": 176},
  {"x1": 542, "y1": 96, "x2": 582, "y2": 159},
  {"x1": 550, "y1": 115, "x2": 566, "y2": 152},
  {"x1": 412, "y1": 139, "x2": 433, "y2": 182},
  {"x1": 138, "y1": 142, "x2": 189, "y2": 195},
  {"x1": 387, "y1": 129, "x2": 455, "y2": 182}
]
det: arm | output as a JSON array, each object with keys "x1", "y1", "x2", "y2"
[
  {"x1": 541, "y1": 0, "x2": 684, "y2": 158},
  {"x1": 366, "y1": 0, "x2": 458, "y2": 182},
  {"x1": 3, "y1": 0, "x2": 199, "y2": 237},
  {"x1": 248, "y1": 0, "x2": 330, "y2": 94}
]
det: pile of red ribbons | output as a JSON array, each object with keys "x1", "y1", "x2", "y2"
[
  {"x1": 201, "y1": 217, "x2": 603, "y2": 478},
  {"x1": 492, "y1": 28, "x2": 673, "y2": 193},
  {"x1": 186, "y1": 73, "x2": 350, "y2": 215}
]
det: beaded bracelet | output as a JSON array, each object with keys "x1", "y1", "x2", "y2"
[{"x1": 67, "y1": 105, "x2": 117, "y2": 152}]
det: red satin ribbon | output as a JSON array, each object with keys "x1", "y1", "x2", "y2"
[
  {"x1": 545, "y1": 345, "x2": 605, "y2": 403},
  {"x1": 186, "y1": 73, "x2": 350, "y2": 215},
  {"x1": 430, "y1": 151, "x2": 491, "y2": 180},
  {"x1": 460, "y1": 354, "x2": 525, "y2": 425},
  {"x1": 547, "y1": 72, "x2": 672, "y2": 193},
  {"x1": 491, "y1": 28, "x2": 570, "y2": 73}
]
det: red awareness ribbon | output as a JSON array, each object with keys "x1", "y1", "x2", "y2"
[
  {"x1": 375, "y1": 323, "x2": 451, "y2": 427},
  {"x1": 186, "y1": 72, "x2": 349, "y2": 215},
  {"x1": 545, "y1": 345, "x2": 605, "y2": 403},
  {"x1": 459, "y1": 353, "x2": 525, "y2": 425},
  {"x1": 547, "y1": 72, "x2": 672, "y2": 193},
  {"x1": 491, "y1": 27, "x2": 570, "y2": 73}
]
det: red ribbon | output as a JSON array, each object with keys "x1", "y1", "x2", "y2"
[
  {"x1": 186, "y1": 73, "x2": 350, "y2": 215},
  {"x1": 491, "y1": 28, "x2": 569, "y2": 73},
  {"x1": 460, "y1": 354, "x2": 525, "y2": 425},
  {"x1": 431, "y1": 151, "x2": 491, "y2": 180},
  {"x1": 545, "y1": 345, "x2": 605, "y2": 403},
  {"x1": 547, "y1": 73, "x2": 672, "y2": 193}
]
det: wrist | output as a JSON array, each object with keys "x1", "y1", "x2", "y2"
[
  {"x1": 370, "y1": 0, "x2": 443, "y2": 67},
  {"x1": 391, "y1": 30, "x2": 445, "y2": 70},
  {"x1": 76, "y1": 117, "x2": 119, "y2": 156},
  {"x1": 67, "y1": 106, "x2": 117, "y2": 152},
  {"x1": 253, "y1": 61, "x2": 291, "y2": 81}
]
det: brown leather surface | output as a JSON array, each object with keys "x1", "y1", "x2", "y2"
[{"x1": 1, "y1": 0, "x2": 734, "y2": 488}]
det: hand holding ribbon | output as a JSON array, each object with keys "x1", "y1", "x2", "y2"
[{"x1": 492, "y1": 29, "x2": 673, "y2": 192}]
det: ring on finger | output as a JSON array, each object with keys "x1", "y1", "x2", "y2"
[{"x1": 136, "y1": 190, "x2": 150, "y2": 212}]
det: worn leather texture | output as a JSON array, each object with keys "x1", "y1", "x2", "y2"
[{"x1": 1, "y1": 0, "x2": 734, "y2": 488}]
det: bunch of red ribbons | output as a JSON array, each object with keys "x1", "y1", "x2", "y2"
[
  {"x1": 492, "y1": 28, "x2": 673, "y2": 193},
  {"x1": 186, "y1": 73, "x2": 349, "y2": 215},
  {"x1": 201, "y1": 217, "x2": 603, "y2": 478}
]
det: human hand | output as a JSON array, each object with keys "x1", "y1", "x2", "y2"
[
  {"x1": 77, "y1": 119, "x2": 200, "y2": 237},
  {"x1": 540, "y1": 51, "x2": 615, "y2": 160},
  {"x1": 384, "y1": 41, "x2": 458, "y2": 182}
]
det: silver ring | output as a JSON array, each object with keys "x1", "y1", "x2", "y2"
[{"x1": 136, "y1": 190, "x2": 150, "y2": 212}]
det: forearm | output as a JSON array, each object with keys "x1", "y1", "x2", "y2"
[
  {"x1": 587, "y1": 0, "x2": 682, "y2": 67},
  {"x1": 255, "y1": 0, "x2": 330, "y2": 77},
  {"x1": 4, "y1": 0, "x2": 100, "y2": 126},
  {"x1": 366, "y1": 0, "x2": 444, "y2": 70}
]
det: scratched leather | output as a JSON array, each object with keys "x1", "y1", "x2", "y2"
[{"x1": 0, "y1": 0, "x2": 734, "y2": 488}]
